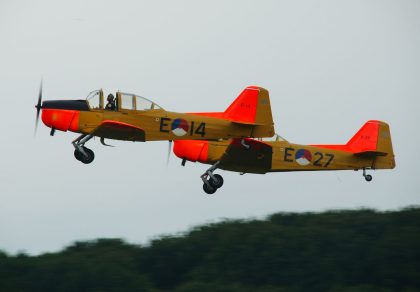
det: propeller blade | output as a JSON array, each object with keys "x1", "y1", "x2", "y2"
[
  {"x1": 34, "y1": 79, "x2": 43, "y2": 135},
  {"x1": 166, "y1": 140, "x2": 172, "y2": 166}
]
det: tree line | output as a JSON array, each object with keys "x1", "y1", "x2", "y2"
[{"x1": 1, "y1": 207, "x2": 419, "y2": 291}]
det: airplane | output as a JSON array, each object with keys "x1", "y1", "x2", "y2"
[
  {"x1": 35, "y1": 84, "x2": 275, "y2": 164},
  {"x1": 173, "y1": 120, "x2": 396, "y2": 194}
]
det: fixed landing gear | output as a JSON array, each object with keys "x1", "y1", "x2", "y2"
[
  {"x1": 362, "y1": 168, "x2": 373, "y2": 182},
  {"x1": 72, "y1": 134, "x2": 95, "y2": 164},
  {"x1": 201, "y1": 162, "x2": 224, "y2": 194},
  {"x1": 202, "y1": 174, "x2": 224, "y2": 194}
]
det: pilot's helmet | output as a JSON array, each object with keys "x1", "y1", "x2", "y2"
[{"x1": 107, "y1": 94, "x2": 114, "y2": 101}]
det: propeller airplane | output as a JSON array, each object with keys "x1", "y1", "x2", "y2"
[
  {"x1": 35, "y1": 82, "x2": 395, "y2": 195},
  {"x1": 35, "y1": 84, "x2": 275, "y2": 164},
  {"x1": 173, "y1": 120, "x2": 396, "y2": 194}
]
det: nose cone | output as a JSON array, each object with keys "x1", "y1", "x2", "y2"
[
  {"x1": 41, "y1": 108, "x2": 80, "y2": 132},
  {"x1": 173, "y1": 140, "x2": 209, "y2": 163},
  {"x1": 39, "y1": 99, "x2": 87, "y2": 132}
]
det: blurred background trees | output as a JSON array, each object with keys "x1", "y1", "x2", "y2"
[{"x1": 1, "y1": 207, "x2": 419, "y2": 291}]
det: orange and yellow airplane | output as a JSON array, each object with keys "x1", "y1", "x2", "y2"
[
  {"x1": 35, "y1": 84, "x2": 274, "y2": 164},
  {"x1": 36, "y1": 83, "x2": 395, "y2": 194},
  {"x1": 173, "y1": 120, "x2": 396, "y2": 194}
]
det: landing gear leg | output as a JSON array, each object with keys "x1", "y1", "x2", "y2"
[
  {"x1": 362, "y1": 168, "x2": 373, "y2": 182},
  {"x1": 72, "y1": 134, "x2": 95, "y2": 164},
  {"x1": 201, "y1": 161, "x2": 224, "y2": 194}
]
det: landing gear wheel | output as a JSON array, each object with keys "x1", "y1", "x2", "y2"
[
  {"x1": 74, "y1": 149, "x2": 83, "y2": 161},
  {"x1": 74, "y1": 147, "x2": 95, "y2": 164},
  {"x1": 82, "y1": 148, "x2": 95, "y2": 164},
  {"x1": 203, "y1": 183, "x2": 217, "y2": 195},
  {"x1": 365, "y1": 174, "x2": 372, "y2": 182},
  {"x1": 209, "y1": 174, "x2": 224, "y2": 189},
  {"x1": 200, "y1": 161, "x2": 222, "y2": 194}
]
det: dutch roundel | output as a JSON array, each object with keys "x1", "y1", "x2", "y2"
[
  {"x1": 295, "y1": 149, "x2": 312, "y2": 166},
  {"x1": 171, "y1": 119, "x2": 189, "y2": 136}
]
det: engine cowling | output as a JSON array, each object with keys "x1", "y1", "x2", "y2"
[
  {"x1": 173, "y1": 140, "x2": 209, "y2": 163},
  {"x1": 42, "y1": 109, "x2": 79, "y2": 132}
]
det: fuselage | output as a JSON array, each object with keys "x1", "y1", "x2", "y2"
[
  {"x1": 42, "y1": 106, "x2": 261, "y2": 141},
  {"x1": 174, "y1": 139, "x2": 396, "y2": 174},
  {"x1": 40, "y1": 89, "x2": 274, "y2": 142}
]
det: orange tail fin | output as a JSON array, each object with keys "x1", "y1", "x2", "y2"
[
  {"x1": 314, "y1": 121, "x2": 391, "y2": 153},
  {"x1": 313, "y1": 120, "x2": 395, "y2": 169},
  {"x1": 191, "y1": 86, "x2": 274, "y2": 137},
  {"x1": 345, "y1": 120, "x2": 381, "y2": 153}
]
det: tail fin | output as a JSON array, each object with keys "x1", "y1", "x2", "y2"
[
  {"x1": 314, "y1": 120, "x2": 396, "y2": 169},
  {"x1": 223, "y1": 86, "x2": 273, "y2": 125},
  {"x1": 191, "y1": 86, "x2": 275, "y2": 137},
  {"x1": 346, "y1": 120, "x2": 383, "y2": 154}
]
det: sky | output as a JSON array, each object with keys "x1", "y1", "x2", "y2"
[{"x1": 0, "y1": 0, "x2": 419, "y2": 255}]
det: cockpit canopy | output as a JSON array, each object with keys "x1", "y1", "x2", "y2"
[
  {"x1": 258, "y1": 134, "x2": 288, "y2": 142},
  {"x1": 86, "y1": 89, "x2": 163, "y2": 111}
]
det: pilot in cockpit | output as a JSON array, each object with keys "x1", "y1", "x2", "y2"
[{"x1": 105, "y1": 94, "x2": 116, "y2": 110}]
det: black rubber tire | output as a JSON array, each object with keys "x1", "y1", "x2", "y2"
[
  {"x1": 75, "y1": 147, "x2": 95, "y2": 164},
  {"x1": 74, "y1": 149, "x2": 83, "y2": 161},
  {"x1": 365, "y1": 174, "x2": 373, "y2": 182},
  {"x1": 209, "y1": 174, "x2": 224, "y2": 189},
  {"x1": 203, "y1": 183, "x2": 216, "y2": 194},
  {"x1": 81, "y1": 148, "x2": 95, "y2": 164}
]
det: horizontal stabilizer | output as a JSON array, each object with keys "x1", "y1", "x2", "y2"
[
  {"x1": 231, "y1": 120, "x2": 265, "y2": 126},
  {"x1": 353, "y1": 150, "x2": 388, "y2": 157}
]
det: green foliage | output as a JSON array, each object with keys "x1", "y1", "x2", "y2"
[{"x1": 1, "y1": 207, "x2": 420, "y2": 291}]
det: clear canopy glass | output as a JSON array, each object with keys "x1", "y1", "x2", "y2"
[
  {"x1": 260, "y1": 134, "x2": 288, "y2": 142},
  {"x1": 85, "y1": 89, "x2": 164, "y2": 111},
  {"x1": 85, "y1": 90, "x2": 102, "y2": 110},
  {"x1": 119, "y1": 92, "x2": 163, "y2": 111}
]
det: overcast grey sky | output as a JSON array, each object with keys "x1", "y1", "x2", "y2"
[{"x1": 0, "y1": 0, "x2": 419, "y2": 255}]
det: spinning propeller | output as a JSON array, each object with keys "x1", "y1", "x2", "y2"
[
  {"x1": 166, "y1": 140, "x2": 172, "y2": 166},
  {"x1": 34, "y1": 80, "x2": 43, "y2": 135}
]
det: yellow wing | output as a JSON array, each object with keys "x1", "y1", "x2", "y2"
[{"x1": 91, "y1": 120, "x2": 145, "y2": 141}]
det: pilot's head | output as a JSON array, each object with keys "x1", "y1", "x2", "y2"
[{"x1": 107, "y1": 94, "x2": 114, "y2": 101}]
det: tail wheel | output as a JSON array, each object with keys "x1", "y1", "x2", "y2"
[
  {"x1": 203, "y1": 183, "x2": 216, "y2": 195},
  {"x1": 365, "y1": 174, "x2": 373, "y2": 182},
  {"x1": 209, "y1": 174, "x2": 224, "y2": 189}
]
